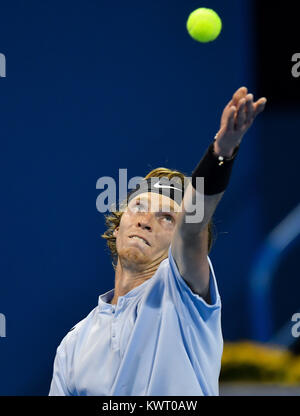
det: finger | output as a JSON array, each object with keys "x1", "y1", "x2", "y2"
[
  {"x1": 235, "y1": 98, "x2": 246, "y2": 129},
  {"x1": 231, "y1": 86, "x2": 248, "y2": 108},
  {"x1": 226, "y1": 106, "x2": 236, "y2": 130},
  {"x1": 224, "y1": 86, "x2": 247, "y2": 110},
  {"x1": 245, "y1": 93, "x2": 254, "y2": 124},
  {"x1": 253, "y1": 97, "x2": 267, "y2": 118}
]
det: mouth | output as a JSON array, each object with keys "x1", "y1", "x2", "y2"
[{"x1": 129, "y1": 235, "x2": 151, "y2": 246}]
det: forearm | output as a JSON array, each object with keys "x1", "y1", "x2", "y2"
[{"x1": 176, "y1": 183, "x2": 223, "y2": 241}]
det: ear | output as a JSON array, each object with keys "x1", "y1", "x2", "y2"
[{"x1": 113, "y1": 226, "x2": 119, "y2": 238}]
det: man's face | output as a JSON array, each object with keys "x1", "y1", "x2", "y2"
[{"x1": 113, "y1": 192, "x2": 180, "y2": 269}]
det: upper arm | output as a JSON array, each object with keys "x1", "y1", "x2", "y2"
[
  {"x1": 49, "y1": 342, "x2": 71, "y2": 396},
  {"x1": 170, "y1": 180, "x2": 224, "y2": 303},
  {"x1": 171, "y1": 224, "x2": 210, "y2": 303}
]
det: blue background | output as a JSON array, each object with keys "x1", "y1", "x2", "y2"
[{"x1": 0, "y1": 0, "x2": 299, "y2": 395}]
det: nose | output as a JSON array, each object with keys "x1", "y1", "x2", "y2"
[
  {"x1": 137, "y1": 212, "x2": 153, "y2": 231},
  {"x1": 138, "y1": 221, "x2": 152, "y2": 231}
]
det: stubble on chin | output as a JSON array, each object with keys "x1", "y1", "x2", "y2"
[{"x1": 117, "y1": 247, "x2": 150, "y2": 268}]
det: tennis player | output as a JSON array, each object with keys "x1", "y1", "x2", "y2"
[{"x1": 49, "y1": 86, "x2": 266, "y2": 396}]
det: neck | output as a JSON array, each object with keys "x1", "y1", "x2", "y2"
[{"x1": 110, "y1": 255, "x2": 165, "y2": 305}]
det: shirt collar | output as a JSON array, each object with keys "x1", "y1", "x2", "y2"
[
  {"x1": 98, "y1": 278, "x2": 152, "y2": 312},
  {"x1": 98, "y1": 289, "x2": 115, "y2": 312}
]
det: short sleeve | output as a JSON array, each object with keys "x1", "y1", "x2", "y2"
[
  {"x1": 48, "y1": 340, "x2": 72, "y2": 396},
  {"x1": 168, "y1": 244, "x2": 221, "y2": 313}
]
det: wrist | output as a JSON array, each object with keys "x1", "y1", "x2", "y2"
[
  {"x1": 213, "y1": 140, "x2": 234, "y2": 158},
  {"x1": 191, "y1": 139, "x2": 240, "y2": 195}
]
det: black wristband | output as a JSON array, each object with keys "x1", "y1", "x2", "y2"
[{"x1": 191, "y1": 140, "x2": 240, "y2": 195}]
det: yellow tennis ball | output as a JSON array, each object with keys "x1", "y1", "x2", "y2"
[{"x1": 186, "y1": 8, "x2": 222, "y2": 43}]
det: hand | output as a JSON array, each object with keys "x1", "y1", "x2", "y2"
[{"x1": 214, "y1": 86, "x2": 267, "y2": 157}]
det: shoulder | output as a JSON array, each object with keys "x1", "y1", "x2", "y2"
[{"x1": 57, "y1": 306, "x2": 98, "y2": 353}]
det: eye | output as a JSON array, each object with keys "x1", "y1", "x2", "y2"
[{"x1": 162, "y1": 214, "x2": 174, "y2": 223}]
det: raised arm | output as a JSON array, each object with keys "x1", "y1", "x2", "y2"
[{"x1": 171, "y1": 86, "x2": 267, "y2": 302}]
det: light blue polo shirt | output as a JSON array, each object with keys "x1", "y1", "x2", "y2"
[{"x1": 49, "y1": 245, "x2": 223, "y2": 396}]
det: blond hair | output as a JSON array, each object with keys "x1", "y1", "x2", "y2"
[{"x1": 101, "y1": 167, "x2": 215, "y2": 268}]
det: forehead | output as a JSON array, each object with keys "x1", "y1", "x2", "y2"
[{"x1": 128, "y1": 192, "x2": 180, "y2": 212}]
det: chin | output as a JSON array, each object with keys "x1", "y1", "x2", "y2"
[{"x1": 118, "y1": 246, "x2": 149, "y2": 266}]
